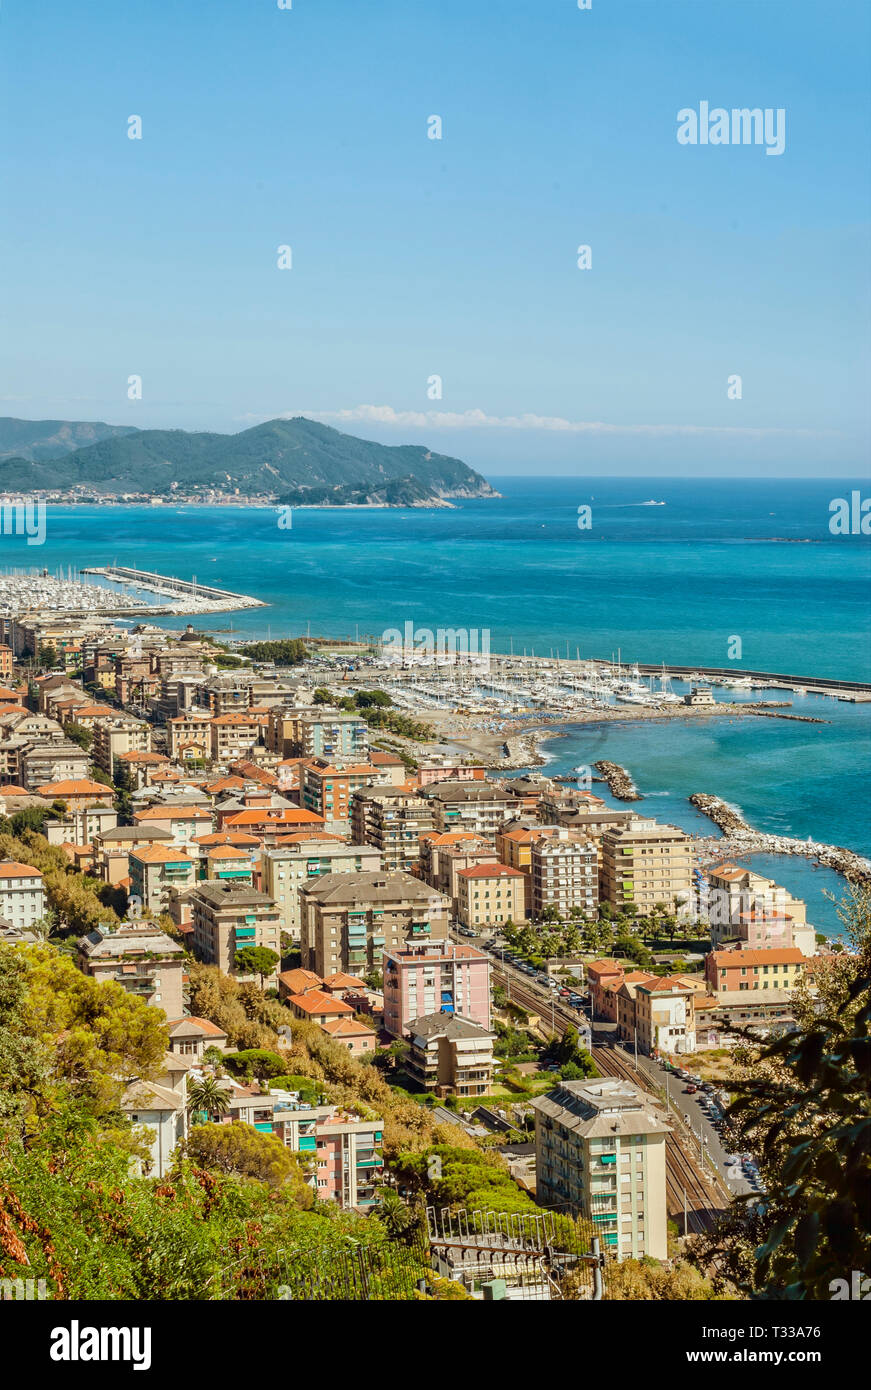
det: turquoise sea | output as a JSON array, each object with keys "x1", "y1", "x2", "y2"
[{"x1": 12, "y1": 476, "x2": 870, "y2": 937}]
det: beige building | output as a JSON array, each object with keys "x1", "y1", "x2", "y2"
[
  {"x1": 456, "y1": 863, "x2": 526, "y2": 930},
  {"x1": 168, "y1": 712, "x2": 212, "y2": 761},
  {"x1": 91, "y1": 716, "x2": 152, "y2": 776},
  {"x1": 299, "y1": 870, "x2": 450, "y2": 977},
  {"x1": 600, "y1": 817, "x2": 692, "y2": 914},
  {"x1": 405, "y1": 1012, "x2": 495, "y2": 1097},
  {"x1": 422, "y1": 780, "x2": 519, "y2": 837},
  {"x1": 530, "y1": 829, "x2": 598, "y2": 919},
  {"x1": 634, "y1": 976, "x2": 697, "y2": 1055},
  {"x1": 129, "y1": 845, "x2": 198, "y2": 915},
  {"x1": 350, "y1": 785, "x2": 435, "y2": 870},
  {"x1": 190, "y1": 881, "x2": 281, "y2": 975},
  {"x1": 261, "y1": 839, "x2": 382, "y2": 940},
  {"x1": 77, "y1": 919, "x2": 186, "y2": 1020},
  {"x1": 533, "y1": 1078, "x2": 670, "y2": 1261}
]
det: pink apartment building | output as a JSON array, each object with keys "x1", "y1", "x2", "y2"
[{"x1": 382, "y1": 940, "x2": 491, "y2": 1038}]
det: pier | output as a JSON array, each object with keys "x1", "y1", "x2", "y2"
[{"x1": 80, "y1": 565, "x2": 267, "y2": 613}]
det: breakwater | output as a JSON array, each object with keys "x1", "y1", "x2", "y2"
[
  {"x1": 594, "y1": 760, "x2": 641, "y2": 801},
  {"x1": 689, "y1": 793, "x2": 871, "y2": 887}
]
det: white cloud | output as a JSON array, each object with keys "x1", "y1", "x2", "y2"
[{"x1": 245, "y1": 403, "x2": 830, "y2": 439}]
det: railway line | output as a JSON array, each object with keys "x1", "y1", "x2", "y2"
[{"x1": 492, "y1": 959, "x2": 728, "y2": 1237}]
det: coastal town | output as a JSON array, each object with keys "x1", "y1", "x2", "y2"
[{"x1": 1, "y1": 568, "x2": 866, "y2": 1303}]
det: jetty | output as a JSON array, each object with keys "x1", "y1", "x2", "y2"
[
  {"x1": 80, "y1": 565, "x2": 267, "y2": 614},
  {"x1": 689, "y1": 793, "x2": 871, "y2": 887},
  {"x1": 594, "y1": 760, "x2": 641, "y2": 801}
]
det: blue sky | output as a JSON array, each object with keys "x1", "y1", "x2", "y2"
[{"x1": 1, "y1": 0, "x2": 869, "y2": 475}]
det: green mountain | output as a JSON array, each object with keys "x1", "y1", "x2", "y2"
[
  {"x1": 0, "y1": 416, "x2": 497, "y2": 505},
  {"x1": 0, "y1": 416, "x2": 138, "y2": 462}
]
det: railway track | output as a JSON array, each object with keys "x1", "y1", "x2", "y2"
[{"x1": 493, "y1": 961, "x2": 728, "y2": 1236}]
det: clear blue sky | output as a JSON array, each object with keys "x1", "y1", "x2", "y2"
[{"x1": 1, "y1": 0, "x2": 869, "y2": 475}]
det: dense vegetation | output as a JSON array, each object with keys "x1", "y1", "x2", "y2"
[
  {"x1": 240, "y1": 639, "x2": 308, "y2": 665},
  {"x1": 0, "y1": 416, "x2": 495, "y2": 502}
]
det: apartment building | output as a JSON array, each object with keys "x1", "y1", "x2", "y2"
[
  {"x1": 633, "y1": 976, "x2": 698, "y2": 1055},
  {"x1": 301, "y1": 759, "x2": 388, "y2": 826},
  {"x1": 456, "y1": 862, "x2": 526, "y2": 930},
  {"x1": 78, "y1": 919, "x2": 186, "y2": 1019},
  {"x1": 266, "y1": 1104, "x2": 383, "y2": 1209},
  {"x1": 418, "y1": 831, "x2": 498, "y2": 914},
  {"x1": 0, "y1": 861, "x2": 46, "y2": 930},
  {"x1": 423, "y1": 780, "x2": 519, "y2": 837},
  {"x1": 267, "y1": 707, "x2": 369, "y2": 760},
  {"x1": 600, "y1": 817, "x2": 692, "y2": 914},
  {"x1": 0, "y1": 645, "x2": 12, "y2": 678},
  {"x1": 383, "y1": 940, "x2": 491, "y2": 1038},
  {"x1": 586, "y1": 959, "x2": 625, "y2": 1023},
  {"x1": 19, "y1": 740, "x2": 92, "y2": 791},
  {"x1": 705, "y1": 947, "x2": 807, "y2": 996},
  {"x1": 190, "y1": 881, "x2": 281, "y2": 975},
  {"x1": 533, "y1": 1078, "x2": 670, "y2": 1260},
  {"x1": 129, "y1": 845, "x2": 198, "y2": 915},
  {"x1": 299, "y1": 870, "x2": 450, "y2": 977},
  {"x1": 219, "y1": 802, "x2": 326, "y2": 843},
  {"x1": 261, "y1": 839, "x2": 382, "y2": 940},
  {"x1": 133, "y1": 805, "x2": 215, "y2": 845},
  {"x1": 405, "y1": 1013, "x2": 495, "y2": 1097},
  {"x1": 530, "y1": 830, "x2": 598, "y2": 919},
  {"x1": 44, "y1": 804, "x2": 118, "y2": 847},
  {"x1": 351, "y1": 786, "x2": 435, "y2": 871},
  {"x1": 537, "y1": 795, "x2": 636, "y2": 844},
  {"x1": 706, "y1": 861, "x2": 814, "y2": 954},
  {"x1": 91, "y1": 716, "x2": 152, "y2": 776},
  {"x1": 36, "y1": 777, "x2": 114, "y2": 812},
  {"x1": 168, "y1": 713, "x2": 212, "y2": 761},
  {"x1": 202, "y1": 845, "x2": 255, "y2": 885},
  {"x1": 209, "y1": 711, "x2": 266, "y2": 762}
]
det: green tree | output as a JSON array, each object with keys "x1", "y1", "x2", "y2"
[
  {"x1": 183, "y1": 1122, "x2": 314, "y2": 1199},
  {"x1": 187, "y1": 1075, "x2": 231, "y2": 1125},
  {"x1": 234, "y1": 945, "x2": 279, "y2": 988}
]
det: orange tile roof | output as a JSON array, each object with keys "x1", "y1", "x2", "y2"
[
  {"x1": 712, "y1": 947, "x2": 805, "y2": 967},
  {"x1": 274, "y1": 831, "x2": 345, "y2": 844},
  {"x1": 38, "y1": 778, "x2": 114, "y2": 797},
  {"x1": 321, "y1": 1018, "x2": 375, "y2": 1038},
  {"x1": 224, "y1": 808, "x2": 324, "y2": 828},
  {"x1": 288, "y1": 990, "x2": 353, "y2": 1016},
  {"x1": 457, "y1": 863, "x2": 523, "y2": 879},
  {"x1": 0, "y1": 861, "x2": 42, "y2": 878},
  {"x1": 278, "y1": 967, "x2": 323, "y2": 993},
  {"x1": 194, "y1": 831, "x2": 262, "y2": 847},
  {"x1": 130, "y1": 846, "x2": 194, "y2": 865}
]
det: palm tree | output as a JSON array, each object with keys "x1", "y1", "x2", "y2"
[{"x1": 187, "y1": 1075, "x2": 231, "y2": 1126}]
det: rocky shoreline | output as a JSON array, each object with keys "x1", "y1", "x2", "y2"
[
  {"x1": 689, "y1": 793, "x2": 871, "y2": 887},
  {"x1": 594, "y1": 760, "x2": 642, "y2": 801}
]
